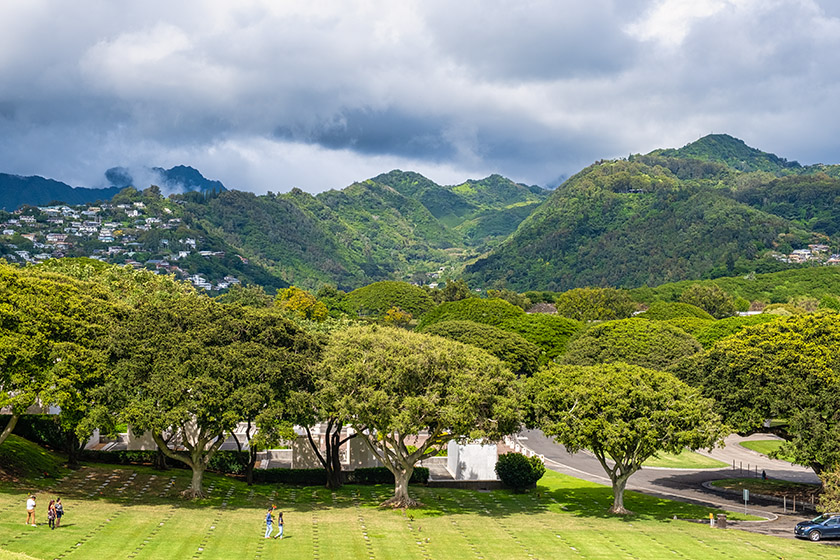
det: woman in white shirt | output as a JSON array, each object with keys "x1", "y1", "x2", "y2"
[{"x1": 25, "y1": 495, "x2": 36, "y2": 526}]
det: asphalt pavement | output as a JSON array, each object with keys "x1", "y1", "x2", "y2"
[{"x1": 517, "y1": 429, "x2": 835, "y2": 543}]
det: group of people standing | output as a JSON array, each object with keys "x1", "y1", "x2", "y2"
[
  {"x1": 25, "y1": 494, "x2": 64, "y2": 529},
  {"x1": 264, "y1": 505, "x2": 284, "y2": 539}
]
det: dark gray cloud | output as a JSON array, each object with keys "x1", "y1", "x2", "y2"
[{"x1": 0, "y1": 1, "x2": 838, "y2": 193}]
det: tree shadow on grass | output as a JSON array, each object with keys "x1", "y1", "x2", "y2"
[{"x1": 0, "y1": 462, "x2": 736, "y2": 523}]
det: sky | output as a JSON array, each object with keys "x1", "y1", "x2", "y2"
[{"x1": 1, "y1": 0, "x2": 839, "y2": 194}]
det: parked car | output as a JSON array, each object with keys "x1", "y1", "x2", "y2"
[{"x1": 794, "y1": 513, "x2": 840, "y2": 541}]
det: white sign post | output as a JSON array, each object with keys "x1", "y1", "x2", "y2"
[{"x1": 743, "y1": 488, "x2": 749, "y2": 515}]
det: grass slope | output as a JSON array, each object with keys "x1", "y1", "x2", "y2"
[
  {"x1": 0, "y1": 462, "x2": 825, "y2": 559},
  {"x1": 740, "y1": 440, "x2": 795, "y2": 463},
  {"x1": 0, "y1": 435, "x2": 69, "y2": 484}
]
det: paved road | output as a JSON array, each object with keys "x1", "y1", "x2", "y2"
[{"x1": 517, "y1": 429, "x2": 834, "y2": 543}]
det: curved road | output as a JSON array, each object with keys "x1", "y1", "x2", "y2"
[{"x1": 516, "y1": 429, "x2": 830, "y2": 542}]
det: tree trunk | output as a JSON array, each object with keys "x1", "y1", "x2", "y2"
[
  {"x1": 65, "y1": 432, "x2": 82, "y2": 470},
  {"x1": 381, "y1": 466, "x2": 418, "y2": 508},
  {"x1": 187, "y1": 463, "x2": 206, "y2": 499},
  {"x1": 609, "y1": 474, "x2": 632, "y2": 515},
  {"x1": 246, "y1": 447, "x2": 257, "y2": 486},
  {"x1": 153, "y1": 447, "x2": 169, "y2": 471},
  {"x1": 0, "y1": 414, "x2": 18, "y2": 447}
]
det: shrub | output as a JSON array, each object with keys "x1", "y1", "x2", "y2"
[
  {"x1": 79, "y1": 450, "x2": 249, "y2": 474},
  {"x1": 495, "y1": 453, "x2": 545, "y2": 492}
]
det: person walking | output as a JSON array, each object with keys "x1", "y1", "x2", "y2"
[
  {"x1": 54, "y1": 498, "x2": 64, "y2": 528},
  {"x1": 47, "y1": 500, "x2": 56, "y2": 530},
  {"x1": 25, "y1": 494, "x2": 36, "y2": 526},
  {"x1": 264, "y1": 506, "x2": 275, "y2": 539},
  {"x1": 273, "y1": 512, "x2": 284, "y2": 539}
]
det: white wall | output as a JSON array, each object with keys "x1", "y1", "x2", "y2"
[{"x1": 447, "y1": 441, "x2": 498, "y2": 480}]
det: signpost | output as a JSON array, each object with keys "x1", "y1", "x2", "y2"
[{"x1": 743, "y1": 488, "x2": 749, "y2": 515}]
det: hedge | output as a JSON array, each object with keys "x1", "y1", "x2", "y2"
[
  {"x1": 12, "y1": 415, "x2": 66, "y2": 450},
  {"x1": 77, "y1": 449, "x2": 429, "y2": 485},
  {"x1": 79, "y1": 449, "x2": 249, "y2": 475}
]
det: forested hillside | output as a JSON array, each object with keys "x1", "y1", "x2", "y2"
[
  {"x1": 180, "y1": 171, "x2": 548, "y2": 289},
  {"x1": 464, "y1": 135, "x2": 840, "y2": 291}
]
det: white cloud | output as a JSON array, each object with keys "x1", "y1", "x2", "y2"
[{"x1": 0, "y1": 0, "x2": 839, "y2": 192}]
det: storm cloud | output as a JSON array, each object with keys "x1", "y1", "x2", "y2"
[{"x1": 0, "y1": 0, "x2": 838, "y2": 193}]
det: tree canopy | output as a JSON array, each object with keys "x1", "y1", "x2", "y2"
[
  {"x1": 679, "y1": 284, "x2": 737, "y2": 319},
  {"x1": 527, "y1": 363, "x2": 726, "y2": 514},
  {"x1": 321, "y1": 325, "x2": 521, "y2": 507},
  {"x1": 343, "y1": 281, "x2": 435, "y2": 319},
  {"x1": 0, "y1": 263, "x2": 116, "y2": 456},
  {"x1": 109, "y1": 292, "x2": 318, "y2": 497},
  {"x1": 636, "y1": 301, "x2": 714, "y2": 321},
  {"x1": 561, "y1": 319, "x2": 702, "y2": 370},
  {"x1": 674, "y1": 312, "x2": 840, "y2": 476},
  {"x1": 554, "y1": 287, "x2": 637, "y2": 322},
  {"x1": 421, "y1": 320, "x2": 540, "y2": 375}
]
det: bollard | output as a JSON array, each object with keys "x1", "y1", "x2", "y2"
[
  {"x1": 784, "y1": 495, "x2": 786, "y2": 513},
  {"x1": 709, "y1": 513, "x2": 715, "y2": 528}
]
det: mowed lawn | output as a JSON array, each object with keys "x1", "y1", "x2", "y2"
[{"x1": 0, "y1": 465, "x2": 831, "y2": 560}]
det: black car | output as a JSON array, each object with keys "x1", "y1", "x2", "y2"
[{"x1": 794, "y1": 513, "x2": 840, "y2": 541}]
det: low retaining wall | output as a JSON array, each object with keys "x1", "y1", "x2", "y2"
[{"x1": 426, "y1": 479, "x2": 504, "y2": 490}]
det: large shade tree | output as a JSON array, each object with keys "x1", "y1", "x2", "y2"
[
  {"x1": 527, "y1": 363, "x2": 726, "y2": 514},
  {"x1": 674, "y1": 312, "x2": 840, "y2": 476},
  {"x1": 110, "y1": 292, "x2": 317, "y2": 498},
  {"x1": 560, "y1": 318, "x2": 702, "y2": 371},
  {"x1": 0, "y1": 264, "x2": 115, "y2": 464},
  {"x1": 322, "y1": 325, "x2": 521, "y2": 507}
]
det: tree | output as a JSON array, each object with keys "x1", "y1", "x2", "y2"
[
  {"x1": 322, "y1": 325, "x2": 521, "y2": 507},
  {"x1": 554, "y1": 287, "x2": 637, "y2": 322},
  {"x1": 560, "y1": 319, "x2": 702, "y2": 371},
  {"x1": 383, "y1": 306, "x2": 412, "y2": 327},
  {"x1": 527, "y1": 363, "x2": 726, "y2": 514},
  {"x1": 0, "y1": 264, "x2": 115, "y2": 463},
  {"x1": 674, "y1": 313, "x2": 840, "y2": 477},
  {"x1": 344, "y1": 281, "x2": 435, "y2": 319},
  {"x1": 819, "y1": 468, "x2": 840, "y2": 513},
  {"x1": 486, "y1": 289, "x2": 531, "y2": 310},
  {"x1": 110, "y1": 293, "x2": 317, "y2": 497},
  {"x1": 679, "y1": 284, "x2": 737, "y2": 319},
  {"x1": 276, "y1": 286, "x2": 328, "y2": 321},
  {"x1": 439, "y1": 279, "x2": 472, "y2": 302},
  {"x1": 422, "y1": 320, "x2": 540, "y2": 375},
  {"x1": 215, "y1": 284, "x2": 273, "y2": 308}
]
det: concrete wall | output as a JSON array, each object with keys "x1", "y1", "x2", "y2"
[
  {"x1": 447, "y1": 441, "x2": 498, "y2": 480},
  {"x1": 125, "y1": 427, "x2": 157, "y2": 451}
]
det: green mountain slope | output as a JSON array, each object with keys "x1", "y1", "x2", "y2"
[
  {"x1": 464, "y1": 156, "x2": 809, "y2": 291},
  {"x1": 652, "y1": 134, "x2": 803, "y2": 174},
  {"x1": 181, "y1": 171, "x2": 549, "y2": 289}
]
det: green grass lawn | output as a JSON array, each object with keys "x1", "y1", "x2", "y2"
[
  {"x1": 739, "y1": 439, "x2": 796, "y2": 462},
  {"x1": 0, "y1": 461, "x2": 828, "y2": 559},
  {"x1": 643, "y1": 449, "x2": 728, "y2": 469}
]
